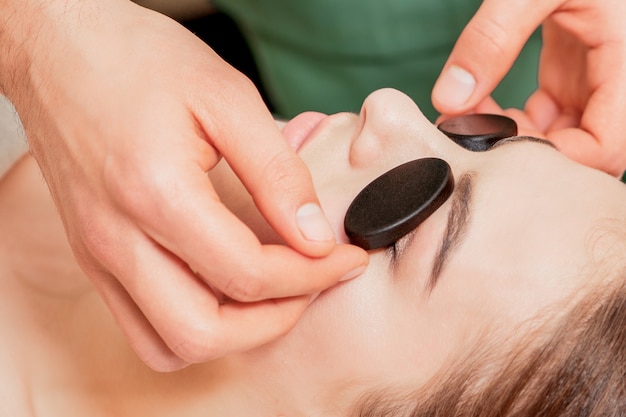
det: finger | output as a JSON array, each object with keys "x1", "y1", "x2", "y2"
[
  {"x1": 74, "y1": 213, "x2": 191, "y2": 371},
  {"x1": 526, "y1": 86, "x2": 626, "y2": 175},
  {"x1": 569, "y1": 45, "x2": 626, "y2": 176},
  {"x1": 432, "y1": 0, "x2": 560, "y2": 114},
  {"x1": 545, "y1": 129, "x2": 618, "y2": 174},
  {"x1": 112, "y1": 231, "x2": 313, "y2": 364},
  {"x1": 158, "y1": 178, "x2": 366, "y2": 300},
  {"x1": 114, "y1": 153, "x2": 367, "y2": 300},
  {"x1": 87, "y1": 268, "x2": 190, "y2": 372},
  {"x1": 548, "y1": 127, "x2": 626, "y2": 178},
  {"x1": 539, "y1": 20, "x2": 626, "y2": 176},
  {"x1": 102, "y1": 104, "x2": 368, "y2": 301},
  {"x1": 528, "y1": 61, "x2": 626, "y2": 175},
  {"x1": 194, "y1": 69, "x2": 340, "y2": 258},
  {"x1": 524, "y1": 90, "x2": 561, "y2": 132}
]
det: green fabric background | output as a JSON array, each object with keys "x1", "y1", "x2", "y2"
[
  {"x1": 209, "y1": 1, "x2": 624, "y2": 180},
  {"x1": 212, "y1": 0, "x2": 540, "y2": 121}
]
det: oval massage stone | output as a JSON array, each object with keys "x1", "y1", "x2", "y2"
[
  {"x1": 344, "y1": 158, "x2": 454, "y2": 250},
  {"x1": 437, "y1": 114, "x2": 517, "y2": 151}
]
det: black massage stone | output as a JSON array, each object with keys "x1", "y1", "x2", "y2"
[
  {"x1": 344, "y1": 158, "x2": 454, "y2": 250},
  {"x1": 437, "y1": 114, "x2": 517, "y2": 151}
]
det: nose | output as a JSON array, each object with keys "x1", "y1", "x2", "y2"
[{"x1": 349, "y1": 89, "x2": 436, "y2": 169}]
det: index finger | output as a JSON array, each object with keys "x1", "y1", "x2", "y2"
[
  {"x1": 147, "y1": 168, "x2": 367, "y2": 300},
  {"x1": 194, "y1": 72, "x2": 341, "y2": 258},
  {"x1": 432, "y1": 0, "x2": 561, "y2": 114}
]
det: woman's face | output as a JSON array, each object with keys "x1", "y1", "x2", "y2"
[{"x1": 210, "y1": 89, "x2": 626, "y2": 402}]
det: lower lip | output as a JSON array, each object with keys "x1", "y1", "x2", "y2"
[{"x1": 282, "y1": 111, "x2": 328, "y2": 152}]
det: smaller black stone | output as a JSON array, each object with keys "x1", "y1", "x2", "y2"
[
  {"x1": 344, "y1": 158, "x2": 454, "y2": 250},
  {"x1": 438, "y1": 114, "x2": 517, "y2": 152}
]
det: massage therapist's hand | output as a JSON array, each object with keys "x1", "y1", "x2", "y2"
[
  {"x1": 0, "y1": 0, "x2": 367, "y2": 371},
  {"x1": 433, "y1": 0, "x2": 626, "y2": 177}
]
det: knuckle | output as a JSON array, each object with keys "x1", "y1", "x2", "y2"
[
  {"x1": 255, "y1": 150, "x2": 308, "y2": 200},
  {"x1": 221, "y1": 68, "x2": 258, "y2": 95},
  {"x1": 210, "y1": 69, "x2": 260, "y2": 113},
  {"x1": 104, "y1": 155, "x2": 181, "y2": 219},
  {"x1": 232, "y1": 72, "x2": 258, "y2": 95}
]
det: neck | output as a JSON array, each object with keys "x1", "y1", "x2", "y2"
[{"x1": 147, "y1": 343, "x2": 338, "y2": 417}]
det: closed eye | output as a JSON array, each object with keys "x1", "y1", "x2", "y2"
[
  {"x1": 386, "y1": 230, "x2": 417, "y2": 266},
  {"x1": 387, "y1": 136, "x2": 554, "y2": 274},
  {"x1": 490, "y1": 136, "x2": 557, "y2": 151}
]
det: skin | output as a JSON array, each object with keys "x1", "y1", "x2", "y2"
[
  {"x1": 0, "y1": 0, "x2": 368, "y2": 372},
  {"x1": 0, "y1": 0, "x2": 625, "y2": 373},
  {"x1": 1, "y1": 89, "x2": 625, "y2": 416},
  {"x1": 209, "y1": 90, "x2": 626, "y2": 413}
]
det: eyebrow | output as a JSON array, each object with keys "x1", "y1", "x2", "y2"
[
  {"x1": 426, "y1": 171, "x2": 474, "y2": 292},
  {"x1": 424, "y1": 135, "x2": 554, "y2": 292}
]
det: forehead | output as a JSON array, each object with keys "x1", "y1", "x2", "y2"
[{"x1": 433, "y1": 142, "x2": 626, "y2": 322}]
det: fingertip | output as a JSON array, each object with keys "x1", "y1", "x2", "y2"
[
  {"x1": 142, "y1": 352, "x2": 191, "y2": 373},
  {"x1": 433, "y1": 0, "x2": 551, "y2": 114},
  {"x1": 336, "y1": 242, "x2": 370, "y2": 277},
  {"x1": 432, "y1": 64, "x2": 477, "y2": 112},
  {"x1": 339, "y1": 263, "x2": 368, "y2": 282}
]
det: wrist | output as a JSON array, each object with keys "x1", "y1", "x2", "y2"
[
  {"x1": 0, "y1": 0, "x2": 96, "y2": 101},
  {"x1": 0, "y1": 0, "x2": 43, "y2": 94}
]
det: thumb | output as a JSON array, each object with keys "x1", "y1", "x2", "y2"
[{"x1": 432, "y1": 0, "x2": 558, "y2": 114}]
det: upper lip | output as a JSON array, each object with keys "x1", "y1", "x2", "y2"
[{"x1": 282, "y1": 112, "x2": 328, "y2": 153}]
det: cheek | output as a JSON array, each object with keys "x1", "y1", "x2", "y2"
[
  {"x1": 388, "y1": 275, "x2": 479, "y2": 386},
  {"x1": 288, "y1": 257, "x2": 412, "y2": 382},
  {"x1": 288, "y1": 254, "x2": 466, "y2": 387},
  {"x1": 305, "y1": 258, "x2": 395, "y2": 352},
  {"x1": 315, "y1": 174, "x2": 372, "y2": 244}
]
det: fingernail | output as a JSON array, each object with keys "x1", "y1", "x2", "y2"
[
  {"x1": 433, "y1": 65, "x2": 476, "y2": 108},
  {"x1": 340, "y1": 265, "x2": 367, "y2": 282},
  {"x1": 296, "y1": 203, "x2": 335, "y2": 242}
]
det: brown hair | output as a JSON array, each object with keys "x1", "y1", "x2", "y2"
[{"x1": 352, "y1": 273, "x2": 626, "y2": 417}]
